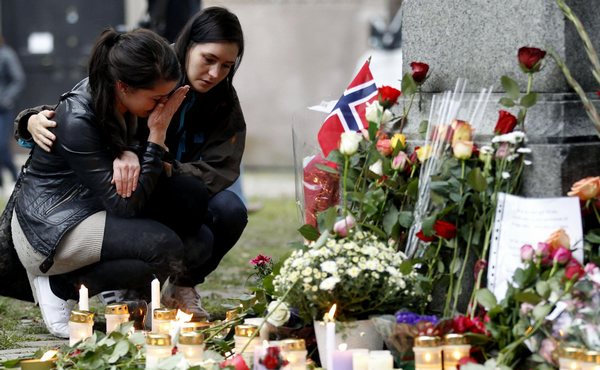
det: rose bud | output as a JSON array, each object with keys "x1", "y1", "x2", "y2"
[
  {"x1": 433, "y1": 220, "x2": 457, "y2": 239},
  {"x1": 339, "y1": 131, "x2": 363, "y2": 156},
  {"x1": 535, "y1": 242, "x2": 553, "y2": 266},
  {"x1": 520, "y1": 244, "x2": 534, "y2": 261},
  {"x1": 518, "y1": 46, "x2": 547, "y2": 73},
  {"x1": 416, "y1": 229, "x2": 435, "y2": 242},
  {"x1": 376, "y1": 138, "x2": 393, "y2": 156},
  {"x1": 369, "y1": 159, "x2": 383, "y2": 176},
  {"x1": 568, "y1": 176, "x2": 600, "y2": 201},
  {"x1": 391, "y1": 133, "x2": 406, "y2": 150},
  {"x1": 365, "y1": 100, "x2": 392, "y2": 124},
  {"x1": 391, "y1": 151, "x2": 409, "y2": 171},
  {"x1": 451, "y1": 119, "x2": 473, "y2": 146},
  {"x1": 410, "y1": 61, "x2": 430, "y2": 84},
  {"x1": 546, "y1": 228, "x2": 571, "y2": 249},
  {"x1": 416, "y1": 145, "x2": 432, "y2": 162},
  {"x1": 494, "y1": 110, "x2": 518, "y2": 135},
  {"x1": 552, "y1": 246, "x2": 572, "y2": 265},
  {"x1": 378, "y1": 85, "x2": 402, "y2": 109},
  {"x1": 333, "y1": 215, "x2": 356, "y2": 237},
  {"x1": 453, "y1": 140, "x2": 474, "y2": 160},
  {"x1": 565, "y1": 259, "x2": 585, "y2": 280}
]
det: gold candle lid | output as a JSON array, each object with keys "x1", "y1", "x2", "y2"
[
  {"x1": 559, "y1": 346, "x2": 584, "y2": 360},
  {"x1": 444, "y1": 333, "x2": 469, "y2": 345},
  {"x1": 584, "y1": 350, "x2": 600, "y2": 363},
  {"x1": 226, "y1": 309, "x2": 240, "y2": 321},
  {"x1": 69, "y1": 310, "x2": 94, "y2": 323},
  {"x1": 234, "y1": 324, "x2": 258, "y2": 337},
  {"x1": 178, "y1": 331, "x2": 204, "y2": 345},
  {"x1": 279, "y1": 338, "x2": 306, "y2": 351},
  {"x1": 146, "y1": 333, "x2": 172, "y2": 346},
  {"x1": 414, "y1": 336, "x2": 441, "y2": 347},
  {"x1": 153, "y1": 308, "x2": 177, "y2": 320},
  {"x1": 180, "y1": 321, "x2": 212, "y2": 333},
  {"x1": 105, "y1": 303, "x2": 129, "y2": 315}
]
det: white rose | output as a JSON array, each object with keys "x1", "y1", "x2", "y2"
[
  {"x1": 369, "y1": 160, "x2": 383, "y2": 176},
  {"x1": 319, "y1": 276, "x2": 341, "y2": 290},
  {"x1": 365, "y1": 101, "x2": 393, "y2": 125},
  {"x1": 266, "y1": 300, "x2": 291, "y2": 327},
  {"x1": 339, "y1": 131, "x2": 363, "y2": 156}
]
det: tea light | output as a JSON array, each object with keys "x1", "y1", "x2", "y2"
[
  {"x1": 234, "y1": 324, "x2": 260, "y2": 354},
  {"x1": 280, "y1": 338, "x2": 308, "y2": 370},
  {"x1": 152, "y1": 308, "x2": 176, "y2": 334},
  {"x1": 352, "y1": 349, "x2": 369, "y2": 370},
  {"x1": 368, "y1": 350, "x2": 394, "y2": 370},
  {"x1": 582, "y1": 350, "x2": 600, "y2": 370},
  {"x1": 105, "y1": 303, "x2": 130, "y2": 334},
  {"x1": 78, "y1": 285, "x2": 89, "y2": 311},
  {"x1": 145, "y1": 333, "x2": 172, "y2": 369},
  {"x1": 332, "y1": 343, "x2": 353, "y2": 370},
  {"x1": 413, "y1": 336, "x2": 442, "y2": 370},
  {"x1": 19, "y1": 350, "x2": 58, "y2": 370},
  {"x1": 226, "y1": 308, "x2": 240, "y2": 321},
  {"x1": 559, "y1": 346, "x2": 585, "y2": 370},
  {"x1": 442, "y1": 333, "x2": 471, "y2": 370},
  {"x1": 178, "y1": 331, "x2": 204, "y2": 366},
  {"x1": 69, "y1": 310, "x2": 94, "y2": 346}
]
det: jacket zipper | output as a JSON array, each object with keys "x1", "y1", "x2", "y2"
[{"x1": 44, "y1": 185, "x2": 83, "y2": 215}]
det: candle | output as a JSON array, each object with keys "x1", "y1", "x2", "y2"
[
  {"x1": 69, "y1": 310, "x2": 94, "y2": 346},
  {"x1": 151, "y1": 278, "x2": 161, "y2": 311},
  {"x1": 78, "y1": 284, "x2": 89, "y2": 311},
  {"x1": 178, "y1": 331, "x2": 205, "y2": 366},
  {"x1": 332, "y1": 343, "x2": 353, "y2": 370},
  {"x1": 145, "y1": 333, "x2": 172, "y2": 369},
  {"x1": 180, "y1": 321, "x2": 212, "y2": 333},
  {"x1": 413, "y1": 336, "x2": 442, "y2": 370},
  {"x1": 105, "y1": 303, "x2": 130, "y2": 334},
  {"x1": 559, "y1": 346, "x2": 585, "y2": 370},
  {"x1": 253, "y1": 340, "x2": 269, "y2": 370},
  {"x1": 152, "y1": 308, "x2": 176, "y2": 334},
  {"x1": 325, "y1": 304, "x2": 337, "y2": 370},
  {"x1": 19, "y1": 350, "x2": 58, "y2": 370},
  {"x1": 368, "y1": 350, "x2": 394, "y2": 370},
  {"x1": 280, "y1": 339, "x2": 308, "y2": 370},
  {"x1": 582, "y1": 350, "x2": 600, "y2": 370},
  {"x1": 442, "y1": 333, "x2": 471, "y2": 370},
  {"x1": 352, "y1": 350, "x2": 369, "y2": 370}
]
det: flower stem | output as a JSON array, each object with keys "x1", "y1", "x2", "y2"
[
  {"x1": 343, "y1": 155, "x2": 350, "y2": 217},
  {"x1": 453, "y1": 227, "x2": 474, "y2": 314}
]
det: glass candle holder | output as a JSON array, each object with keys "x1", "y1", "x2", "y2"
[
  {"x1": 280, "y1": 339, "x2": 307, "y2": 370},
  {"x1": 559, "y1": 346, "x2": 585, "y2": 370},
  {"x1": 178, "y1": 331, "x2": 204, "y2": 366},
  {"x1": 152, "y1": 308, "x2": 176, "y2": 334},
  {"x1": 105, "y1": 303, "x2": 130, "y2": 334},
  {"x1": 69, "y1": 310, "x2": 94, "y2": 346},
  {"x1": 582, "y1": 350, "x2": 600, "y2": 370},
  {"x1": 180, "y1": 321, "x2": 212, "y2": 334},
  {"x1": 234, "y1": 324, "x2": 259, "y2": 354},
  {"x1": 413, "y1": 336, "x2": 442, "y2": 370},
  {"x1": 442, "y1": 333, "x2": 471, "y2": 370},
  {"x1": 226, "y1": 308, "x2": 240, "y2": 321},
  {"x1": 145, "y1": 333, "x2": 172, "y2": 369}
]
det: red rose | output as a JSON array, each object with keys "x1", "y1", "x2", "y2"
[
  {"x1": 378, "y1": 85, "x2": 402, "y2": 109},
  {"x1": 410, "y1": 61, "x2": 429, "y2": 84},
  {"x1": 518, "y1": 47, "x2": 546, "y2": 73},
  {"x1": 250, "y1": 254, "x2": 272, "y2": 266},
  {"x1": 494, "y1": 110, "x2": 518, "y2": 134},
  {"x1": 416, "y1": 229, "x2": 435, "y2": 242},
  {"x1": 565, "y1": 259, "x2": 585, "y2": 280},
  {"x1": 433, "y1": 220, "x2": 457, "y2": 239},
  {"x1": 221, "y1": 354, "x2": 250, "y2": 370},
  {"x1": 596, "y1": 91, "x2": 600, "y2": 97}
]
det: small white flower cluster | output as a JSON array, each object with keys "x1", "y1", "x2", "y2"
[{"x1": 273, "y1": 231, "x2": 420, "y2": 318}]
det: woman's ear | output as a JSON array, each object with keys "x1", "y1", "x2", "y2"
[{"x1": 116, "y1": 80, "x2": 128, "y2": 94}]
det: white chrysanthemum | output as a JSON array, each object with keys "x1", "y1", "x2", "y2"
[
  {"x1": 302, "y1": 267, "x2": 313, "y2": 276},
  {"x1": 321, "y1": 261, "x2": 338, "y2": 274},
  {"x1": 303, "y1": 276, "x2": 313, "y2": 283},
  {"x1": 347, "y1": 266, "x2": 361, "y2": 278},
  {"x1": 319, "y1": 276, "x2": 341, "y2": 291}
]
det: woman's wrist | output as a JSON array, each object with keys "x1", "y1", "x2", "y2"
[{"x1": 147, "y1": 132, "x2": 167, "y2": 149}]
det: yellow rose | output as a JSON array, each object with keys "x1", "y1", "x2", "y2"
[
  {"x1": 451, "y1": 119, "x2": 473, "y2": 147},
  {"x1": 568, "y1": 176, "x2": 600, "y2": 201},
  {"x1": 391, "y1": 133, "x2": 406, "y2": 150},
  {"x1": 452, "y1": 140, "x2": 474, "y2": 160},
  {"x1": 545, "y1": 228, "x2": 570, "y2": 249},
  {"x1": 416, "y1": 145, "x2": 432, "y2": 162}
]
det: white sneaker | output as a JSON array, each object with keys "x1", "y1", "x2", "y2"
[
  {"x1": 33, "y1": 276, "x2": 76, "y2": 338},
  {"x1": 97, "y1": 290, "x2": 127, "y2": 305}
]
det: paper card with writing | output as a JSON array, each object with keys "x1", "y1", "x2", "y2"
[{"x1": 487, "y1": 192, "x2": 584, "y2": 301}]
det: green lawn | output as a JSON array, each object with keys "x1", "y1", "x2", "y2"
[{"x1": 0, "y1": 196, "x2": 301, "y2": 349}]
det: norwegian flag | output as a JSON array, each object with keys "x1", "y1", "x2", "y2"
[{"x1": 317, "y1": 60, "x2": 378, "y2": 157}]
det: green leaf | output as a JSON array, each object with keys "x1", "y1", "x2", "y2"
[
  {"x1": 368, "y1": 120, "x2": 379, "y2": 141},
  {"x1": 520, "y1": 92, "x2": 538, "y2": 108},
  {"x1": 421, "y1": 214, "x2": 436, "y2": 236},
  {"x1": 401, "y1": 73, "x2": 418, "y2": 96},
  {"x1": 535, "y1": 280, "x2": 550, "y2": 299},
  {"x1": 398, "y1": 211, "x2": 414, "y2": 228},
  {"x1": 514, "y1": 291, "x2": 542, "y2": 305},
  {"x1": 297, "y1": 224, "x2": 320, "y2": 241},
  {"x1": 533, "y1": 304, "x2": 552, "y2": 321},
  {"x1": 107, "y1": 340, "x2": 129, "y2": 363},
  {"x1": 315, "y1": 163, "x2": 339, "y2": 175},
  {"x1": 585, "y1": 228, "x2": 600, "y2": 243},
  {"x1": 419, "y1": 120, "x2": 429, "y2": 137},
  {"x1": 467, "y1": 167, "x2": 487, "y2": 192},
  {"x1": 382, "y1": 205, "x2": 399, "y2": 235},
  {"x1": 501, "y1": 75, "x2": 520, "y2": 100},
  {"x1": 318, "y1": 207, "x2": 338, "y2": 232},
  {"x1": 399, "y1": 260, "x2": 414, "y2": 275},
  {"x1": 499, "y1": 97, "x2": 516, "y2": 107},
  {"x1": 475, "y1": 288, "x2": 498, "y2": 310}
]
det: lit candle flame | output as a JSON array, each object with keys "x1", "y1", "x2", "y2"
[
  {"x1": 40, "y1": 350, "x2": 58, "y2": 361},
  {"x1": 176, "y1": 309, "x2": 193, "y2": 323},
  {"x1": 325, "y1": 304, "x2": 337, "y2": 322}
]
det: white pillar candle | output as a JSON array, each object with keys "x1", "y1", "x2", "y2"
[
  {"x1": 78, "y1": 285, "x2": 89, "y2": 311},
  {"x1": 352, "y1": 349, "x2": 369, "y2": 370},
  {"x1": 151, "y1": 278, "x2": 161, "y2": 311},
  {"x1": 332, "y1": 344, "x2": 353, "y2": 370},
  {"x1": 325, "y1": 304, "x2": 337, "y2": 370},
  {"x1": 368, "y1": 350, "x2": 393, "y2": 370}
]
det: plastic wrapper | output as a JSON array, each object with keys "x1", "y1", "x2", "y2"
[{"x1": 302, "y1": 154, "x2": 339, "y2": 227}]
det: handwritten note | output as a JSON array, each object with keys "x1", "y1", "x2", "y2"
[{"x1": 487, "y1": 193, "x2": 584, "y2": 301}]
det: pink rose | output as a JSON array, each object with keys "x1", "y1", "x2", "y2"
[
  {"x1": 536, "y1": 242, "x2": 553, "y2": 266},
  {"x1": 333, "y1": 215, "x2": 356, "y2": 237},
  {"x1": 520, "y1": 244, "x2": 534, "y2": 261},
  {"x1": 221, "y1": 354, "x2": 250, "y2": 370},
  {"x1": 565, "y1": 259, "x2": 585, "y2": 280},
  {"x1": 520, "y1": 302, "x2": 535, "y2": 315},
  {"x1": 376, "y1": 138, "x2": 393, "y2": 156},
  {"x1": 539, "y1": 338, "x2": 557, "y2": 365},
  {"x1": 552, "y1": 246, "x2": 571, "y2": 265}
]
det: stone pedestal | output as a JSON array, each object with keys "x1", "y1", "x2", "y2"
[{"x1": 400, "y1": 0, "x2": 600, "y2": 197}]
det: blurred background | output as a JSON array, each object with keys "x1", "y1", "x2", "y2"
[{"x1": 0, "y1": 0, "x2": 404, "y2": 172}]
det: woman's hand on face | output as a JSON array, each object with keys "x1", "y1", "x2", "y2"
[
  {"x1": 147, "y1": 85, "x2": 190, "y2": 137},
  {"x1": 111, "y1": 150, "x2": 140, "y2": 198},
  {"x1": 28, "y1": 110, "x2": 57, "y2": 152}
]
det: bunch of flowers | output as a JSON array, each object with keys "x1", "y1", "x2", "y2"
[
  {"x1": 258, "y1": 346, "x2": 289, "y2": 370},
  {"x1": 568, "y1": 176, "x2": 600, "y2": 265},
  {"x1": 273, "y1": 230, "x2": 427, "y2": 322}
]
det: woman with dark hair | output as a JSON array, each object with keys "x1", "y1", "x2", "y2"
[
  {"x1": 12, "y1": 27, "x2": 194, "y2": 338},
  {"x1": 18, "y1": 7, "x2": 248, "y2": 319}
]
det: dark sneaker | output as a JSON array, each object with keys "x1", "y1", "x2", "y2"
[{"x1": 161, "y1": 283, "x2": 210, "y2": 322}]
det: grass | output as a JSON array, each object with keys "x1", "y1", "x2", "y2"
[{"x1": 0, "y1": 196, "x2": 301, "y2": 350}]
